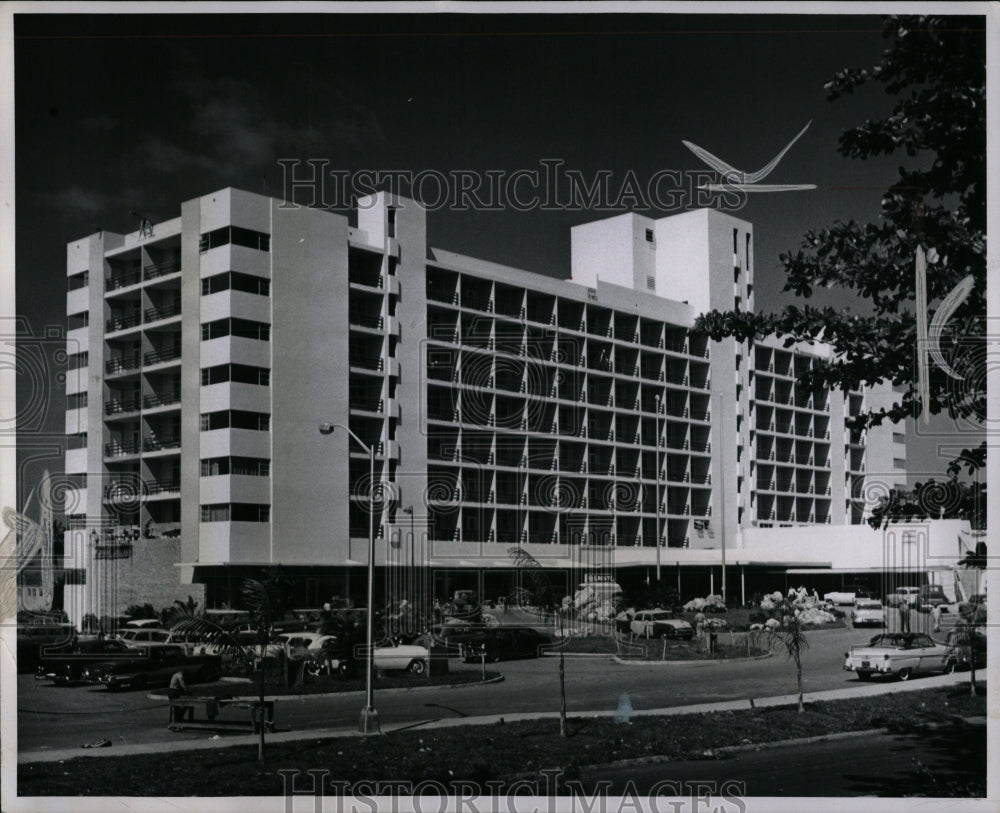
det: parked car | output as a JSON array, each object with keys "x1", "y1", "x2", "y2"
[
  {"x1": 885, "y1": 586, "x2": 921, "y2": 607},
  {"x1": 121, "y1": 619, "x2": 164, "y2": 629},
  {"x1": 850, "y1": 599, "x2": 885, "y2": 628},
  {"x1": 429, "y1": 623, "x2": 489, "y2": 656},
  {"x1": 82, "y1": 645, "x2": 222, "y2": 691},
  {"x1": 360, "y1": 639, "x2": 429, "y2": 674},
  {"x1": 843, "y1": 632, "x2": 949, "y2": 681},
  {"x1": 914, "y1": 585, "x2": 949, "y2": 611},
  {"x1": 629, "y1": 609, "x2": 695, "y2": 640},
  {"x1": 115, "y1": 627, "x2": 171, "y2": 645},
  {"x1": 35, "y1": 637, "x2": 140, "y2": 684},
  {"x1": 460, "y1": 627, "x2": 552, "y2": 662},
  {"x1": 824, "y1": 585, "x2": 875, "y2": 606},
  {"x1": 959, "y1": 594, "x2": 986, "y2": 624}
]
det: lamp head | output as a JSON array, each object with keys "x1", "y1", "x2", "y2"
[{"x1": 318, "y1": 423, "x2": 335, "y2": 435}]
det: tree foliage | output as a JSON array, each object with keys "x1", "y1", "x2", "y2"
[
  {"x1": 868, "y1": 442, "x2": 986, "y2": 530},
  {"x1": 695, "y1": 15, "x2": 986, "y2": 429}
]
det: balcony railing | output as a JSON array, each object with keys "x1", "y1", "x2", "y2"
[
  {"x1": 144, "y1": 347, "x2": 181, "y2": 365},
  {"x1": 144, "y1": 301, "x2": 182, "y2": 323},
  {"x1": 144, "y1": 479, "x2": 181, "y2": 495},
  {"x1": 144, "y1": 259, "x2": 180, "y2": 279},
  {"x1": 106, "y1": 269, "x2": 142, "y2": 291},
  {"x1": 106, "y1": 312, "x2": 142, "y2": 332},
  {"x1": 143, "y1": 392, "x2": 181, "y2": 409},
  {"x1": 143, "y1": 436, "x2": 181, "y2": 452},
  {"x1": 104, "y1": 440, "x2": 141, "y2": 457},
  {"x1": 105, "y1": 354, "x2": 141, "y2": 375},
  {"x1": 104, "y1": 398, "x2": 141, "y2": 415}
]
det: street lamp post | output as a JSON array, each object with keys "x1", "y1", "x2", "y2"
[
  {"x1": 403, "y1": 505, "x2": 415, "y2": 620},
  {"x1": 319, "y1": 422, "x2": 380, "y2": 734},
  {"x1": 654, "y1": 393, "x2": 662, "y2": 583}
]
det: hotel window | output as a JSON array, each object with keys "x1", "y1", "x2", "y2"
[
  {"x1": 645, "y1": 228, "x2": 654, "y2": 243},
  {"x1": 201, "y1": 271, "x2": 270, "y2": 297},
  {"x1": 201, "y1": 318, "x2": 271, "y2": 341},
  {"x1": 67, "y1": 392, "x2": 88, "y2": 409},
  {"x1": 199, "y1": 410, "x2": 270, "y2": 431},
  {"x1": 201, "y1": 503, "x2": 269, "y2": 522},
  {"x1": 199, "y1": 226, "x2": 271, "y2": 253},
  {"x1": 201, "y1": 363, "x2": 270, "y2": 386},
  {"x1": 201, "y1": 457, "x2": 270, "y2": 477}
]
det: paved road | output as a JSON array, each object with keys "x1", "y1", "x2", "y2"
[{"x1": 16, "y1": 625, "x2": 968, "y2": 755}]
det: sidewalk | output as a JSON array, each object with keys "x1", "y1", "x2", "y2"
[{"x1": 17, "y1": 670, "x2": 974, "y2": 764}]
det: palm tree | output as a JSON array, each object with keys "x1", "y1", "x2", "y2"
[
  {"x1": 508, "y1": 545, "x2": 568, "y2": 736},
  {"x1": 168, "y1": 576, "x2": 288, "y2": 764},
  {"x1": 760, "y1": 599, "x2": 810, "y2": 713},
  {"x1": 948, "y1": 621, "x2": 984, "y2": 697}
]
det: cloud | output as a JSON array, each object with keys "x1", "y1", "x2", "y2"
[{"x1": 49, "y1": 186, "x2": 112, "y2": 217}]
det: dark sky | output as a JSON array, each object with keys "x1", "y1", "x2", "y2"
[{"x1": 12, "y1": 10, "x2": 983, "y2": 502}]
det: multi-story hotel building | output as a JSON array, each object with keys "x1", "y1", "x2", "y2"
[{"x1": 61, "y1": 187, "x2": 908, "y2": 623}]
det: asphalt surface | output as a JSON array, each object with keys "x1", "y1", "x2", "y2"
[{"x1": 16, "y1": 623, "x2": 978, "y2": 758}]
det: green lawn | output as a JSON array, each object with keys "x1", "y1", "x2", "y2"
[{"x1": 18, "y1": 685, "x2": 985, "y2": 797}]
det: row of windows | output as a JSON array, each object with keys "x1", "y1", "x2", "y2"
[
  {"x1": 201, "y1": 363, "x2": 270, "y2": 386},
  {"x1": 201, "y1": 317, "x2": 271, "y2": 342},
  {"x1": 199, "y1": 226, "x2": 271, "y2": 253},
  {"x1": 201, "y1": 456, "x2": 271, "y2": 477},
  {"x1": 200, "y1": 503, "x2": 271, "y2": 522},
  {"x1": 201, "y1": 271, "x2": 271, "y2": 297},
  {"x1": 200, "y1": 410, "x2": 270, "y2": 431}
]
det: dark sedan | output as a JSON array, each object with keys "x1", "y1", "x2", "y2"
[
  {"x1": 460, "y1": 627, "x2": 551, "y2": 663},
  {"x1": 81, "y1": 645, "x2": 222, "y2": 691},
  {"x1": 35, "y1": 637, "x2": 140, "y2": 684}
]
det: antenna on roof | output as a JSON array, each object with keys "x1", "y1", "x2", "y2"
[{"x1": 130, "y1": 210, "x2": 154, "y2": 239}]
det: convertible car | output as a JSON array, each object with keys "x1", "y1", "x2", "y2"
[{"x1": 843, "y1": 632, "x2": 948, "y2": 681}]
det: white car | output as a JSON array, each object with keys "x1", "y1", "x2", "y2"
[
  {"x1": 629, "y1": 609, "x2": 694, "y2": 640},
  {"x1": 886, "y1": 586, "x2": 921, "y2": 607},
  {"x1": 824, "y1": 585, "x2": 874, "y2": 606},
  {"x1": 370, "y1": 640, "x2": 430, "y2": 674},
  {"x1": 844, "y1": 632, "x2": 949, "y2": 681},
  {"x1": 115, "y1": 628, "x2": 171, "y2": 645},
  {"x1": 850, "y1": 599, "x2": 885, "y2": 627}
]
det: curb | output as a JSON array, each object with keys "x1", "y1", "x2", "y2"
[
  {"x1": 146, "y1": 673, "x2": 505, "y2": 702},
  {"x1": 611, "y1": 651, "x2": 773, "y2": 666}
]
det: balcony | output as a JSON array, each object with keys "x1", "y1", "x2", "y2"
[
  {"x1": 104, "y1": 439, "x2": 141, "y2": 457},
  {"x1": 106, "y1": 311, "x2": 142, "y2": 333},
  {"x1": 144, "y1": 300, "x2": 182, "y2": 323},
  {"x1": 143, "y1": 436, "x2": 181, "y2": 452},
  {"x1": 144, "y1": 347, "x2": 181, "y2": 366},
  {"x1": 105, "y1": 398, "x2": 141, "y2": 416},
  {"x1": 144, "y1": 479, "x2": 181, "y2": 496},
  {"x1": 105, "y1": 354, "x2": 141, "y2": 375},
  {"x1": 144, "y1": 259, "x2": 180, "y2": 279},
  {"x1": 106, "y1": 269, "x2": 142, "y2": 291},
  {"x1": 143, "y1": 392, "x2": 181, "y2": 409}
]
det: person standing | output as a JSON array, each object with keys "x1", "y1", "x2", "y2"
[
  {"x1": 898, "y1": 596, "x2": 911, "y2": 633},
  {"x1": 930, "y1": 603, "x2": 943, "y2": 633},
  {"x1": 694, "y1": 610, "x2": 707, "y2": 650},
  {"x1": 168, "y1": 670, "x2": 189, "y2": 700}
]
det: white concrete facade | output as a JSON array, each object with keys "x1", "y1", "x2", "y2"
[{"x1": 62, "y1": 187, "x2": 912, "y2": 619}]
